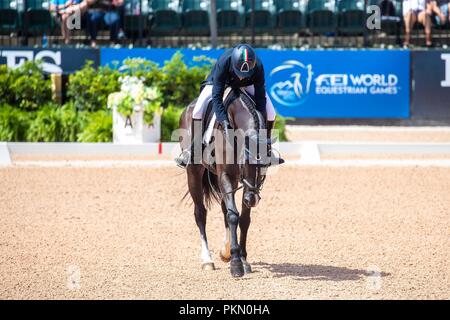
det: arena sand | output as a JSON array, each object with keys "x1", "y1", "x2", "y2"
[{"x1": 0, "y1": 166, "x2": 449, "y2": 299}]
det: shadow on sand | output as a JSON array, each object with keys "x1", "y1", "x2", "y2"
[{"x1": 253, "y1": 262, "x2": 390, "y2": 281}]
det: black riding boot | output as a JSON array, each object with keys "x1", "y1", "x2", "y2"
[
  {"x1": 175, "y1": 119, "x2": 202, "y2": 168},
  {"x1": 267, "y1": 120, "x2": 285, "y2": 166}
]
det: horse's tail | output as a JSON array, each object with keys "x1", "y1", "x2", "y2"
[{"x1": 202, "y1": 169, "x2": 221, "y2": 208}]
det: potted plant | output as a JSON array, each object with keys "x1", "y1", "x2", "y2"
[{"x1": 108, "y1": 76, "x2": 163, "y2": 143}]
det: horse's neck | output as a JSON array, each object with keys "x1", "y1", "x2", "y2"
[{"x1": 229, "y1": 94, "x2": 264, "y2": 132}]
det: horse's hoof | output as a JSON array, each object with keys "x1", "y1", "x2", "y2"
[
  {"x1": 220, "y1": 244, "x2": 231, "y2": 263},
  {"x1": 243, "y1": 263, "x2": 252, "y2": 274},
  {"x1": 202, "y1": 263, "x2": 216, "y2": 271},
  {"x1": 230, "y1": 260, "x2": 244, "y2": 278}
]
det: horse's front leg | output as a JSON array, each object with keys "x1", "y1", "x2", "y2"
[
  {"x1": 239, "y1": 202, "x2": 252, "y2": 274},
  {"x1": 220, "y1": 174, "x2": 244, "y2": 278}
]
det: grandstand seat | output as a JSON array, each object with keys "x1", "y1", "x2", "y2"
[
  {"x1": 338, "y1": 0, "x2": 365, "y2": 35},
  {"x1": 244, "y1": 0, "x2": 275, "y2": 33},
  {"x1": 0, "y1": 9, "x2": 19, "y2": 35},
  {"x1": 216, "y1": 0, "x2": 243, "y2": 35},
  {"x1": 124, "y1": 14, "x2": 149, "y2": 38},
  {"x1": 23, "y1": 8, "x2": 52, "y2": 37},
  {"x1": 182, "y1": 0, "x2": 210, "y2": 36},
  {"x1": 369, "y1": 0, "x2": 402, "y2": 35},
  {"x1": 307, "y1": 0, "x2": 337, "y2": 35},
  {"x1": 275, "y1": 0, "x2": 304, "y2": 34},
  {"x1": 150, "y1": 0, "x2": 181, "y2": 35}
]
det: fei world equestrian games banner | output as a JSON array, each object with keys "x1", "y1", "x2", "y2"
[{"x1": 101, "y1": 48, "x2": 410, "y2": 118}]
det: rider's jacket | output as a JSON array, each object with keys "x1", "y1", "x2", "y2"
[{"x1": 205, "y1": 48, "x2": 267, "y2": 123}]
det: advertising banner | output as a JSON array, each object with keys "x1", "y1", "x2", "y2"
[
  {"x1": 412, "y1": 50, "x2": 450, "y2": 119},
  {"x1": 101, "y1": 48, "x2": 410, "y2": 118},
  {"x1": 0, "y1": 47, "x2": 99, "y2": 74}
]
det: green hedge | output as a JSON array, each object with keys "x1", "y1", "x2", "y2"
[{"x1": 0, "y1": 53, "x2": 287, "y2": 142}]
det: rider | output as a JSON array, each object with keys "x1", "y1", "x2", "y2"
[{"x1": 175, "y1": 44, "x2": 284, "y2": 168}]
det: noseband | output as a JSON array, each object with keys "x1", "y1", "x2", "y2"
[{"x1": 220, "y1": 141, "x2": 267, "y2": 196}]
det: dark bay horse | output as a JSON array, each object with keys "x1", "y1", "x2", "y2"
[{"x1": 178, "y1": 90, "x2": 271, "y2": 277}]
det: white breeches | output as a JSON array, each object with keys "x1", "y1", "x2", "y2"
[{"x1": 192, "y1": 84, "x2": 277, "y2": 121}]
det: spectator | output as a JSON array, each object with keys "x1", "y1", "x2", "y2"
[
  {"x1": 49, "y1": 0, "x2": 74, "y2": 45},
  {"x1": 85, "y1": 0, "x2": 122, "y2": 47},
  {"x1": 403, "y1": 0, "x2": 432, "y2": 46},
  {"x1": 427, "y1": 0, "x2": 450, "y2": 25},
  {"x1": 379, "y1": 0, "x2": 402, "y2": 45},
  {"x1": 380, "y1": 0, "x2": 397, "y2": 16}
]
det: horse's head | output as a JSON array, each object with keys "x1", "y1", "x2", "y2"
[
  {"x1": 227, "y1": 91, "x2": 271, "y2": 208},
  {"x1": 240, "y1": 130, "x2": 270, "y2": 208}
]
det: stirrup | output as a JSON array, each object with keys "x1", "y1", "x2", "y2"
[
  {"x1": 267, "y1": 155, "x2": 285, "y2": 166},
  {"x1": 175, "y1": 150, "x2": 190, "y2": 169}
]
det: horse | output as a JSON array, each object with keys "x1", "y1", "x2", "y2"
[{"x1": 178, "y1": 89, "x2": 273, "y2": 278}]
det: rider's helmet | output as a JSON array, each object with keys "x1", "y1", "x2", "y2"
[{"x1": 231, "y1": 44, "x2": 257, "y2": 78}]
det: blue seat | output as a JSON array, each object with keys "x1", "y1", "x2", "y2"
[
  {"x1": 150, "y1": 0, "x2": 181, "y2": 35},
  {"x1": 182, "y1": 0, "x2": 210, "y2": 36},
  {"x1": 275, "y1": 0, "x2": 304, "y2": 34},
  {"x1": 216, "y1": 0, "x2": 243, "y2": 35},
  {"x1": 245, "y1": 0, "x2": 275, "y2": 33},
  {"x1": 24, "y1": 8, "x2": 52, "y2": 36},
  {"x1": 307, "y1": 0, "x2": 337, "y2": 35},
  {"x1": 0, "y1": 9, "x2": 19, "y2": 35},
  {"x1": 338, "y1": 0, "x2": 365, "y2": 35}
]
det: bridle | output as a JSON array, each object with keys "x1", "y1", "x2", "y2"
[
  {"x1": 219, "y1": 137, "x2": 267, "y2": 197},
  {"x1": 207, "y1": 88, "x2": 268, "y2": 198}
]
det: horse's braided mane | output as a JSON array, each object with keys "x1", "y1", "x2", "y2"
[{"x1": 235, "y1": 89, "x2": 262, "y2": 130}]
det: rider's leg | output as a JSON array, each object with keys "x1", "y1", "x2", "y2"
[
  {"x1": 175, "y1": 117, "x2": 202, "y2": 168},
  {"x1": 243, "y1": 85, "x2": 276, "y2": 121},
  {"x1": 192, "y1": 84, "x2": 213, "y2": 120},
  {"x1": 265, "y1": 95, "x2": 284, "y2": 165},
  {"x1": 243, "y1": 86, "x2": 284, "y2": 165},
  {"x1": 175, "y1": 85, "x2": 213, "y2": 168}
]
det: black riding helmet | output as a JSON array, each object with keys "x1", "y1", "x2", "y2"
[{"x1": 231, "y1": 44, "x2": 257, "y2": 78}]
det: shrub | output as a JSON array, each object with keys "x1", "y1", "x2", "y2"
[
  {"x1": 0, "y1": 61, "x2": 52, "y2": 110},
  {"x1": 120, "y1": 53, "x2": 213, "y2": 109},
  {"x1": 0, "y1": 104, "x2": 31, "y2": 141},
  {"x1": 274, "y1": 116, "x2": 289, "y2": 142},
  {"x1": 161, "y1": 104, "x2": 184, "y2": 142},
  {"x1": 77, "y1": 110, "x2": 112, "y2": 142},
  {"x1": 26, "y1": 104, "x2": 62, "y2": 142},
  {"x1": 67, "y1": 61, "x2": 120, "y2": 112},
  {"x1": 58, "y1": 102, "x2": 82, "y2": 142},
  {"x1": 158, "y1": 53, "x2": 212, "y2": 108}
]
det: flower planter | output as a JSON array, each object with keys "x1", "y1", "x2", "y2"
[
  {"x1": 112, "y1": 105, "x2": 161, "y2": 144},
  {"x1": 108, "y1": 76, "x2": 163, "y2": 144}
]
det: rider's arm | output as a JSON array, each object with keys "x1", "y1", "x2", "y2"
[
  {"x1": 253, "y1": 63, "x2": 267, "y2": 118},
  {"x1": 212, "y1": 61, "x2": 229, "y2": 123}
]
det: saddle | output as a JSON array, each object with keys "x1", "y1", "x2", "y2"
[{"x1": 202, "y1": 87, "x2": 256, "y2": 145}]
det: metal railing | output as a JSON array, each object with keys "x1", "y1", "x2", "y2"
[{"x1": 0, "y1": 0, "x2": 449, "y2": 48}]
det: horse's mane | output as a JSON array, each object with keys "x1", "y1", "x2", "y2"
[{"x1": 228, "y1": 89, "x2": 264, "y2": 130}]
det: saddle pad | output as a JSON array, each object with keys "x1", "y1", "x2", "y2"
[{"x1": 203, "y1": 87, "x2": 233, "y2": 144}]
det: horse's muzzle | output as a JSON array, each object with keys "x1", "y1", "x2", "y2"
[{"x1": 243, "y1": 191, "x2": 260, "y2": 208}]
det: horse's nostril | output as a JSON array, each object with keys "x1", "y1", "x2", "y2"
[{"x1": 244, "y1": 192, "x2": 258, "y2": 207}]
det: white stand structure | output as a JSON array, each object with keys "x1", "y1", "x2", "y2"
[
  {"x1": 112, "y1": 105, "x2": 161, "y2": 144},
  {"x1": 0, "y1": 142, "x2": 12, "y2": 165}
]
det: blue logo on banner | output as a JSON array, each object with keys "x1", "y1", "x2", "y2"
[{"x1": 269, "y1": 60, "x2": 314, "y2": 107}]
